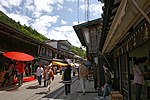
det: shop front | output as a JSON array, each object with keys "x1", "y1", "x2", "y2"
[
  {"x1": 110, "y1": 14, "x2": 150, "y2": 100},
  {"x1": 0, "y1": 22, "x2": 40, "y2": 87},
  {"x1": 100, "y1": 0, "x2": 150, "y2": 99}
]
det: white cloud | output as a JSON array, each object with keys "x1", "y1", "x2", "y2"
[
  {"x1": 24, "y1": 0, "x2": 34, "y2": 12},
  {"x1": 56, "y1": 0, "x2": 64, "y2": 4},
  {"x1": 61, "y1": 20, "x2": 67, "y2": 25},
  {"x1": 32, "y1": 15, "x2": 59, "y2": 34},
  {"x1": 48, "y1": 30, "x2": 68, "y2": 40},
  {"x1": 47, "y1": 26, "x2": 81, "y2": 47},
  {"x1": 68, "y1": 8, "x2": 73, "y2": 12},
  {"x1": 34, "y1": 0, "x2": 54, "y2": 13},
  {"x1": 7, "y1": 13, "x2": 30, "y2": 26},
  {"x1": 90, "y1": 3, "x2": 103, "y2": 18},
  {"x1": 25, "y1": 0, "x2": 33, "y2": 5},
  {"x1": 57, "y1": 3, "x2": 63, "y2": 10},
  {"x1": 54, "y1": 26, "x2": 73, "y2": 32},
  {"x1": 68, "y1": 32, "x2": 81, "y2": 47},
  {"x1": 0, "y1": 1, "x2": 9, "y2": 8},
  {"x1": 0, "y1": 0, "x2": 22, "y2": 7},
  {"x1": 65, "y1": 0, "x2": 76, "y2": 2},
  {"x1": 33, "y1": 11, "x2": 42, "y2": 18},
  {"x1": 25, "y1": 5, "x2": 34, "y2": 12},
  {"x1": 80, "y1": 2, "x2": 103, "y2": 19},
  {"x1": 31, "y1": 0, "x2": 65, "y2": 12},
  {"x1": 9, "y1": 0, "x2": 22, "y2": 6},
  {"x1": 0, "y1": 5, "x2": 7, "y2": 13}
]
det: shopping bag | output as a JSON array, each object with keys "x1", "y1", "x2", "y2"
[
  {"x1": 101, "y1": 86, "x2": 104, "y2": 92},
  {"x1": 61, "y1": 73, "x2": 64, "y2": 80}
]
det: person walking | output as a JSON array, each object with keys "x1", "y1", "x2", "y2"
[
  {"x1": 72, "y1": 65, "x2": 76, "y2": 76},
  {"x1": 144, "y1": 58, "x2": 150, "y2": 99},
  {"x1": 133, "y1": 59, "x2": 144, "y2": 100},
  {"x1": 36, "y1": 64, "x2": 44, "y2": 86},
  {"x1": 43, "y1": 64, "x2": 49, "y2": 87},
  {"x1": 63, "y1": 64, "x2": 72, "y2": 95},
  {"x1": 100, "y1": 63, "x2": 112, "y2": 100},
  {"x1": 1, "y1": 66, "x2": 10, "y2": 86},
  {"x1": 45, "y1": 66, "x2": 54, "y2": 93},
  {"x1": 15, "y1": 61, "x2": 25, "y2": 86},
  {"x1": 25, "y1": 65, "x2": 29, "y2": 77},
  {"x1": 8, "y1": 63, "x2": 15, "y2": 85},
  {"x1": 78, "y1": 61, "x2": 89, "y2": 95}
]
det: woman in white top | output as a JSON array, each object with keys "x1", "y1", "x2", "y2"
[
  {"x1": 36, "y1": 64, "x2": 44, "y2": 86},
  {"x1": 133, "y1": 59, "x2": 144, "y2": 100}
]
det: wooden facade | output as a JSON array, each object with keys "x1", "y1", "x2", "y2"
[
  {"x1": 100, "y1": 0, "x2": 150, "y2": 99},
  {"x1": 37, "y1": 44, "x2": 57, "y2": 65},
  {"x1": 57, "y1": 40, "x2": 74, "y2": 60},
  {"x1": 0, "y1": 22, "x2": 39, "y2": 56},
  {"x1": 74, "y1": 0, "x2": 150, "y2": 99},
  {"x1": 112, "y1": 14, "x2": 150, "y2": 100},
  {"x1": 0, "y1": 21, "x2": 56, "y2": 70},
  {"x1": 73, "y1": 18, "x2": 103, "y2": 91},
  {"x1": 45, "y1": 40, "x2": 74, "y2": 61}
]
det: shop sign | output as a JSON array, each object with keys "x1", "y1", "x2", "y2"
[{"x1": 143, "y1": 23, "x2": 149, "y2": 40}]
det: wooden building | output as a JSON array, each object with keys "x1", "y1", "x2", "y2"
[
  {"x1": 0, "y1": 21, "x2": 56, "y2": 71},
  {"x1": 73, "y1": 18, "x2": 104, "y2": 90},
  {"x1": 37, "y1": 43, "x2": 57, "y2": 65},
  {"x1": 74, "y1": 0, "x2": 150, "y2": 99},
  {"x1": 0, "y1": 22, "x2": 39, "y2": 67},
  {"x1": 45, "y1": 39, "x2": 74, "y2": 61},
  {"x1": 100, "y1": 0, "x2": 150, "y2": 99}
]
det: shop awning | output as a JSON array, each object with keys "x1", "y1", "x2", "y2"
[
  {"x1": 102, "y1": 0, "x2": 150, "y2": 53},
  {"x1": 52, "y1": 61, "x2": 68, "y2": 66}
]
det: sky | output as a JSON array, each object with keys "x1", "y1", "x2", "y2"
[{"x1": 0, "y1": 0, "x2": 103, "y2": 47}]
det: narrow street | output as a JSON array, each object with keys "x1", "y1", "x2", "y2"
[
  {"x1": 0, "y1": 75, "x2": 65, "y2": 100},
  {"x1": 0, "y1": 0, "x2": 150, "y2": 100}
]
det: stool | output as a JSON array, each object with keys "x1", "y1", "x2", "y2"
[{"x1": 111, "y1": 93, "x2": 123, "y2": 100}]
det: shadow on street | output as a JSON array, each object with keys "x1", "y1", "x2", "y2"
[{"x1": 26, "y1": 85, "x2": 45, "y2": 89}]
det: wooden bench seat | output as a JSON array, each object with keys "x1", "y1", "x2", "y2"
[
  {"x1": 110, "y1": 91, "x2": 123, "y2": 100},
  {"x1": 110, "y1": 91, "x2": 120, "y2": 94}
]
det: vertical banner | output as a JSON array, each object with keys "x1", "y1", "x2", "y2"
[
  {"x1": 46, "y1": 48, "x2": 48, "y2": 56},
  {"x1": 38, "y1": 45, "x2": 41, "y2": 55},
  {"x1": 94, "y1": 57, "x2": 98, "y2": 65}
]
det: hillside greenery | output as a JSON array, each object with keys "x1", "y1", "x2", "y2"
[
  {"x1": 71, "y1": 46, "x2": 86, "y2": 59},
  {"x1": 0, "y1": 11, "x2": 48, "y2": 42}
]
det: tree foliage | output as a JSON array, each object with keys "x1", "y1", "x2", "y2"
[{"x1": 70, "y1": 46, "x2": 86, "y2": 58}]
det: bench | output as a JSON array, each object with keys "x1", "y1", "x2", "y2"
[
  {"x1": 110, "y1": 91, "x2": 120, "y2": 94},
  {"x1": 111, "y1": 91, "x2": 123, "y2": 100}
]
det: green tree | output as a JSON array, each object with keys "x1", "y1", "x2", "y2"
[{"x1": 70, "y1": 46, "x2": 86, "y2": 58}]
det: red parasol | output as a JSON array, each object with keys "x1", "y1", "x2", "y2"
[{"x1": 3, "y1": 51, "x2": 34, "y2": 61}]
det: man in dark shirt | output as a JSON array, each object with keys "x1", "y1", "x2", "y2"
[
  {"x1": 63, "y1": 64, "x2": 72, "y2": 95},
  {"x1": 101, "y1": 63, "x2": 112, "y2": 100}
]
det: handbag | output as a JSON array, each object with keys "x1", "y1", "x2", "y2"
[{"x1": 61, "y1": 73, "x2": 64, "y2": 80}]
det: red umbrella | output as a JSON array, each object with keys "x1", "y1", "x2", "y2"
[{"x1": 3, "y1": 51, "x2": 34, "y2": 61}]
